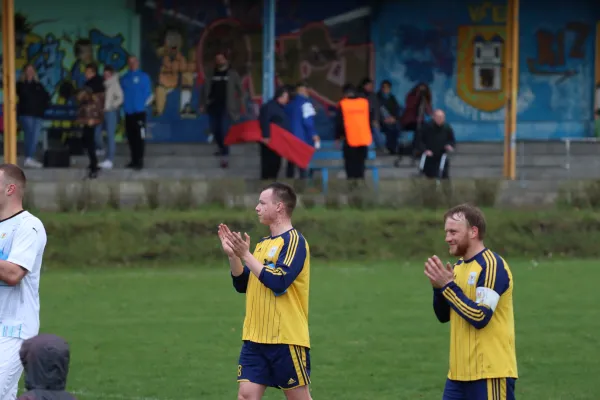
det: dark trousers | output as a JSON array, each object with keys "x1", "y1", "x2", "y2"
[
  {"x1": 260, "y1": 143, "x2": 281, "y2": 180},
  {"x1": 382, "y1": 124, "x2": 400, "y2": 154},
  {"x1": 286, "y1": 161, "x2": 307, "y2": 179},
  {"x1": 423, "y1": 154, "x2": 450, "y2": 179},
  {"x1": 125, "y1": 112, "x2": 146, "y2": 167},
  {"x1": 343, "y1": 144, "x2": 368, "y2": 179},
  {"x1": 82, "y1": 125, "x2": 98, "y2": 172},
  {"x1": 208, "y1": 107, "x2": 230, "y2": 156}
]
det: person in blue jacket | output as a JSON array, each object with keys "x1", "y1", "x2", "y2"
[
  {"x1": 259, "y1": 86, "x2": 291, "y2": 180},
  {"x1": 284, "y1": 82, "x2": 320, "y2": 179},
  {"x1": 120, "y1": 56, "x2": 153, "y2": 170}
]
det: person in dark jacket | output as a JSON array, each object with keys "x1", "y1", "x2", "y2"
[
  {"x1": 16, "y1": 64, "x2": 50, "y2": 169},
  {"x1": 358, "y1": 78, "x2": 384, "y2": 149},
  {"x1": 17, "y1": 333, "x2": 77, "y2": 400},
  {"x1": 76, "y1": 63, "x2": 105, "y2": 179},
  {"x1": 258, "y1": 86, "x2": 291, "y2": 180},
  {"x1": 199, "y1": 52, "x2": 244, "y2": 168},
  {"x1": 416, "y1": 109, "x2": 455, "y2": 179},
  {"x1": 377, "y1": 80, "x2": 403, "y2": 154}
]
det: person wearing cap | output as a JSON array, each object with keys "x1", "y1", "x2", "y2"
[
  {"x1": 334, "y1": 83, "x2": 373, "y2": 184},
  {"x1": 284, "y1": 82, "x2": 320, "y2": 179},
  {"x1": 258, "y1": 86, "x2": 291, "y2": 180}
]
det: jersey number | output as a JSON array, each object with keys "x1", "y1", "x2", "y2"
[{"x1": 238, "y1": 365, "x2": 242, "y2": 377}]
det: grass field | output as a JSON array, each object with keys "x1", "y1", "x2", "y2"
[{"x1": 32, "y1": 259, "x2": 598, "y2": 400}]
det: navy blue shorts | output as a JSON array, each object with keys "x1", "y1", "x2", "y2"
[
  {"x1": 237, "y1": 341, "x2": 311, "y2": 390},
  {"x1": 443, "y1": 378, "x2": 516, "y2": 400}
]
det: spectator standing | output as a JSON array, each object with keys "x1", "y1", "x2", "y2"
[
  {"x1": 98, "y1": 66, "x2": 124, "y2": 170},
  {"x1": 377, "y1": 80, "x2": 403, "y2": 154},
  {"x1": 416, "y1": 109, "x2": 455, "y2": 179},
  {"x1": 258, "y1": 86, "x2": 291, "y2": 180},
  {"x1": 76, "y1": 64, "x2": 105, "y2": 179},
  {"x1": 335, "y1": 84, "x2": 372, "y2": 185},
  {"x1": 284, "y1": 82, "x2": 320, "y2": 179},
  {"x1": 358, "y1": 78, "x2": 384, "y2": 149},
  {"x1": 199, "y1": 51, "x2": 243, "y2": 169},
  {"x1": 16, "y1": 64, "x2": 50, "y2": 169},
  {"x1": 121, "y1": 56, "x2": 153, "y2": 170}
]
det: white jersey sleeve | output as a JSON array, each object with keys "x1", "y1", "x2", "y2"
[{"x1": 6, "y1": 218, "x2": 43, "y2": 272}]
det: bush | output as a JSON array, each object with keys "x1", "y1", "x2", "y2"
[{"x1": 39, "y1": 208, "x2": 600, "y2": 269}]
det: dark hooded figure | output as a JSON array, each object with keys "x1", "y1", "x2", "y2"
[{"x1": 17, "y1": 334, "x2": 77, "y2": 400}]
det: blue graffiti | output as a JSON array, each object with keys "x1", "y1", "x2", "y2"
[
  {"x1": 89, "y1": 29, "x2": 129, "y2": 71},
  {"x1": 27, "y1": 34, "x2": 67, "y2": 95},
  {"x1": 393, "y1": 25, "x2": 455, "y2": 84}
]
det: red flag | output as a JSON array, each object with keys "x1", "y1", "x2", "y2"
[
  {"x1": 267, "y1": 124, "x2": 315, "y2": 170},
  {"x1": 224, "y1": 120, "x2": 315, "y2": 170},
  {"x1": 224, "y1": 120, "x2": 262, "y2": 145}
]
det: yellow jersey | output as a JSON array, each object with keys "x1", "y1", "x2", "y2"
[
  {"x1": 432, "y1": 248, "x2": 518, "y2": 381},
  {"x1": 232, "y1": 228, "x2": 310, "y2": 348}
]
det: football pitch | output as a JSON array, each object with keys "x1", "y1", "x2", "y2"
[{"x1": 36, "y1": 259, "x2": 597, "y2": 400}]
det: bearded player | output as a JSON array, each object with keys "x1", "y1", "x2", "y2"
[
  {"x1": 424, "y1": 203, "x2": 518, "y2": 400},
  {"x1": 218, "y1": 182, "x2": 312, "y2": 400}
]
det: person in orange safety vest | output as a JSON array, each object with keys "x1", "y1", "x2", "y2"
[{"x1": 334, "y1": 84, "x2": 373, "y2": 182}]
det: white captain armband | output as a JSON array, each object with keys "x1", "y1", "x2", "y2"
[{"x1": 475, "y1": 287, "x2": 500, "y2": 311}]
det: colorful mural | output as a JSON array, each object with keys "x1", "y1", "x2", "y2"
[
  {"x1": 1, "y1": 15, "x2": 131, "y2": 102},
  {"x1": 375, "y1": 0, "x2": 598, "y2": 140},
  {"x1": 0, "y1": 0, "x2": 136, "y2": 142},
  {"x1": 139, "y1": 0, "x2": 373, "y2": 142}
]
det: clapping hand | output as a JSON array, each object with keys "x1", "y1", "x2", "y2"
[
  {"x1": 220, "y1": 225, "x2": 251, "y2": 258},
  {"x1": 218, "y1": 224, "x2": 235, "y2": 257},
  {"x1": 424, "y1": 255, "x2": 454, "y2": 289}
]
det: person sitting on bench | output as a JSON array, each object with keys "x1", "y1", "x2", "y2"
[{"x1": 416, "y1": 109, "x2": 455, "y2": 179}]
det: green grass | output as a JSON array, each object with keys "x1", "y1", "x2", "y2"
[{"x1": 33, "y1": 259, "x2": 598, "y2": 400}]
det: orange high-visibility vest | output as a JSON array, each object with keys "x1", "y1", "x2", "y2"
[{"x1": 339, "y1": 97, "x2": 372, "y2": 147}]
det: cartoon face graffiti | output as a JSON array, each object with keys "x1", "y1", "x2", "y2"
[
  {"x1": 165, "y1": 30, "x2": 183, "y2": 59},
  {"x1": 456, "y1": 25, "x2": 506, "y2": 112}
]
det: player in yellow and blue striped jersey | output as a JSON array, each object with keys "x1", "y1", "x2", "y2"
[
  {"x1": 219, "y1": 182, "x2": 311, "y2": 400},
  {"x1": 425, "y1": 204, "x2": 518, "y2": 400}
]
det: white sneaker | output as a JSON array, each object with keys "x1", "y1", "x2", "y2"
[
  {"x1": 98, "y1": 159, "x2": 113, "y2": 169},
  {"x1": 24, "y1": 158, "x2": 43, "y2": 168}
]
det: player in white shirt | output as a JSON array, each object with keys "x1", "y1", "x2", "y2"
[{"x1": 0, "y1": 164, "x2": 47, "y2": 400}]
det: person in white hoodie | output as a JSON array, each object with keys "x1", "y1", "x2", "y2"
[{"x1": 99, "y1": 66, "x2": 124, "y2": 169}]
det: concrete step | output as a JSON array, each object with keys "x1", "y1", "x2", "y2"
[{"x1": 20, "y1": 167, "x2": 260, "y2": 182}]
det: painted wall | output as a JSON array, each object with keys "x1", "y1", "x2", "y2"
[
  {"x1": 139, "y1": 0, "x2": 373, "y2": 142},
  {"x1": 1, "y1": 0, "x2": 137, "y2": 101},
  {"x1": 0, "y1": 0, "x2": 137, "y2": 141},
  {"x1": 375, "y1": 0, "x2": 600, "y2": 141}
]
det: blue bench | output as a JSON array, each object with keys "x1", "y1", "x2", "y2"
[{"x1": 308, "y1": 141, "x2": 380, "y2": 195}]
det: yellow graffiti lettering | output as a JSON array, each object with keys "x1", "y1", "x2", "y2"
[
  {"x1": 492, "y1": 6, "x2": 507, "y2": 23},
  {"x1": 468, "y1": 2, "x2": 506, "y2": 23}
]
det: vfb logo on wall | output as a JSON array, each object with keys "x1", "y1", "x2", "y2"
[{"x1": 456, "y1": 25, "x2": 506, "y2": 112}]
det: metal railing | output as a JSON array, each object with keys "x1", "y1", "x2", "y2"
[{"x1": 561, "y1": 137, "x2": 600, "y2": 180}]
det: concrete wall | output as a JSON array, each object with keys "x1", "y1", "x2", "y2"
[{"x1": 22, "y1": 178, "x2": 586, "y2": 211}]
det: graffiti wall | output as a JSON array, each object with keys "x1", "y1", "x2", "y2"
[
  {"x1": 1, "y1": 0, "x2": 136, "y2": 101},
  {"x1": 139, "y1": 0, "x2": 373, "y2": 142},
  {"x1": 0, "y1": 0, "x2": 136, "y2": 141},
  {"x1": 375, "y1": 0, "x2": 599, "y2": 141}
]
